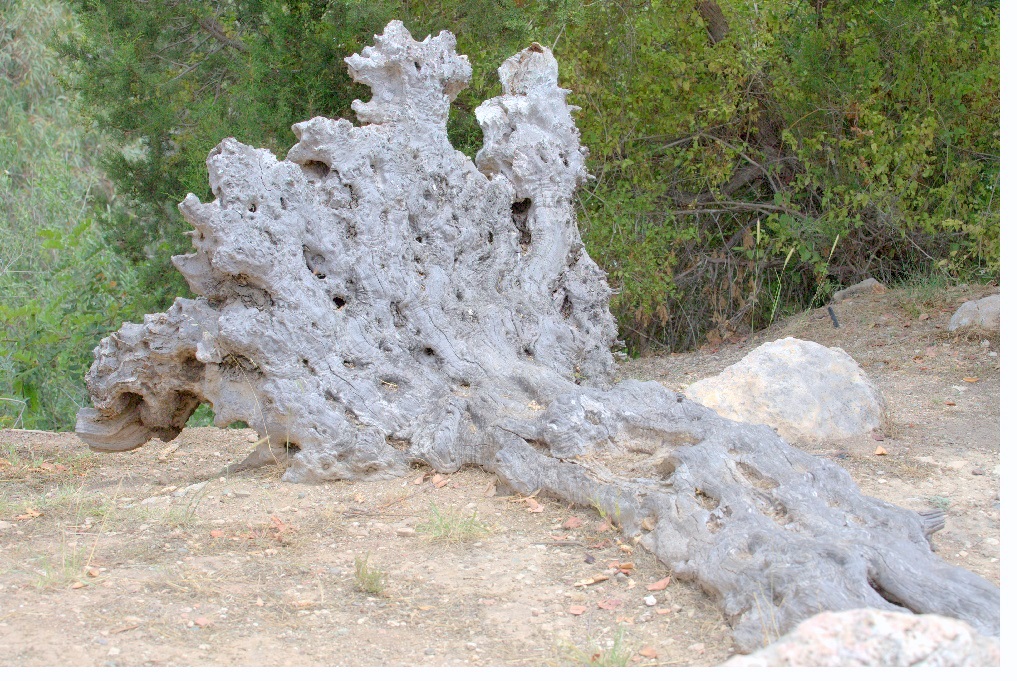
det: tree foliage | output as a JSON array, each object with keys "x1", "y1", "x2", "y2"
[{"x1": 0, "y1": 0, "x2": 145, "y2": 428}]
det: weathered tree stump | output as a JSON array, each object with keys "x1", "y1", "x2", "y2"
[{"x1": 76, "y1": 21, "x2": 999, "y2": 651}]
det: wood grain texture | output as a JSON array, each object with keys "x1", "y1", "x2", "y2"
[{"x1": 76, "y1": 21, "x2": 999, "y2": 652}]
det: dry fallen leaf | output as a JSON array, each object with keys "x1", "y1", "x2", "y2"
[
  {"x1": 525, "y1": 498, "x2": 544, "y2": 513},
  {"x1": 210, "y1": 530, "x2": 225, "y2": 538},
  {"x1": 573, "y1": 574, "x2": 610, "y2": 587},
  {"x1": 568, "y1": 605, "x2": 587, "y2": 616},
  {"x1": 413, "y1": 475, "x2": 425, "y2": 486},
  {"x1": 874, "y1": 446, "x2": 888, "y2": 456},
  {"x1": 562, "y1": 516, "x2": 582, "y2": 530},
  {"x1": 963, "y1": 377, "x2": 979, "y2": 383},
  {"x1": 945, "y1": 401, "x2": 956, "y2": 407},
  {"x1": 291, "y1": 600, "x2": 316, "y2": 609},
  {"x1": 256, "y1": 597, "x2": 264, "y2": 607},
  {"x1": 86, "y1": 567, "x2": 101, "y2": 578},
  {"x1": 418, "y1": 605, "x2": 433, "y2": 611},
  {"x1": 110, "y1": 624, "x2": 140, "y2": 635},
  {"x1": 484, "y1": 483, "x2": 497, "y2": 497},
  {"x1": 638, "y1": 646, "x2": 658, "y2": 659},
  {"x1": 432, "y1": 474, "x2": 449, "y2": 489},
  {"x1": 646, "y1": 575, "x2": 671, "y2": 591},
  {"x1": 655, "y1": 608, "x2": 671, "y2": 615},
  {"x1": 618, "y1": 544, "x2": 633, "y2": 554},
  {"x1": 15, "y1": 508, "x2": 41, "y2": 521},
  {"x1": 70, "y1": 581, "x2": 86, "y2": 589},
  {"x1": 353, "y1": 493, "x2": 366, "y2": 503},
  {"x1": 194, "y1": 617, "x2": 211, "y2": 628},
  {"x1": 595, "y1": 521, "x2": 612, "y2": 532},
  {"x1": 597, "y1": 598, "x2": 623, "y2": 611}
]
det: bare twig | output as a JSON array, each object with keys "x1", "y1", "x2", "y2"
[{"x1": 197, "y1": 17, "x2": 248, "y2": 53}]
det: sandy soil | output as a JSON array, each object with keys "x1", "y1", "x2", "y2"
[{"x1": 0, "y1": 282, "x2": 999, "y2": 666}]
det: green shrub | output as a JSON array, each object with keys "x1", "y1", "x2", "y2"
[{"x1": 0, "y1": 0, "x2": 148, "y2": 429}]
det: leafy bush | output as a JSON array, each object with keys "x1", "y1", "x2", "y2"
[
  {"x1": 556, "y1": 0, "x2": 998, "y2": 351},
  {"x1": 0, "y1": 0, "x2": 147, "y2": 429}
]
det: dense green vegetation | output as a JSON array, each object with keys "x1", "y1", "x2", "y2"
[
  {"x1": 1, "y1": 0, "x2": 999, "y2": 430},
  {"x1": 0, "y1": 0, "x2": 147, "y2": 428}
]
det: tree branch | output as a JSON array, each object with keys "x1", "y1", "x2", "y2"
[{"x1": 197, "y1": 17, "x2": 248, "y2": 53}]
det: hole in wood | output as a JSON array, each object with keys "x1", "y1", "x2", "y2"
[
  {"x1": 694, "y1": 488, "x2": 719, "y2": 511},
  {"x1": 511, "y1": 198, "x2": 532, "y2": 253},
  {"x1": 303, "y1": 160, "x2": 329, "y2": 180},
  {"x1": 736, "y1": 461, "x2": 779, "y2": 491}
]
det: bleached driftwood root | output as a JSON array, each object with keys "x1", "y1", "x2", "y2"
[{"x1": 76, "y1": 21, "x2": 999, "y2": 651}]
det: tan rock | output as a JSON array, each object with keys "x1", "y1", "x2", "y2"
[{"x1": 723, "y1": 609, "x2": 999, "y2": 666}]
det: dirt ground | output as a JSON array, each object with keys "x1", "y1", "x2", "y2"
[{"x1": 0, "y1": 282, "x2": 1000, "y2": 667}]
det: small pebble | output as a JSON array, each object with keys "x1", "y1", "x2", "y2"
[
  {"x1": 396, "y1": 527, "x2": 416, "y2": 537},
  {"x1": 465, "y1": 642, "x2": 477, "y2": 651},
  {"x1": 643, "y1": 595, "x2": 657, "y2": 607},
  {"x1": 247, "y1": 433, "x2": 259, "y2": 443},
  {"x1": 424, "y1": 648, "x2": 436, "y2": 656},
  {"x1": 107, "y1": 647, "x2": 120, "y2": 656},
  {"x1": 972, "y1": 468, "x2": 985, "y2": 476}
]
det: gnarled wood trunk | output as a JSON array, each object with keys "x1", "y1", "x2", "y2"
[{"x1": 76, "y1": 21, "x2": 999, "y2": 652}]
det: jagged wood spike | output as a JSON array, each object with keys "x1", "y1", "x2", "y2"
[{"x1": 76, "y1": 21, "x2": 999, "y2": 651}]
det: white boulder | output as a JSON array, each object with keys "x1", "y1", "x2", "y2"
[
  {"x1": 685, "y1": 337, "x2": 885, "y2": 442},
  {"x1": 948, "y1": 295, "x2": 999, "y2": 332}
]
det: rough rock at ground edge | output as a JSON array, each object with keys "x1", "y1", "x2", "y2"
[
  {"x1": 685, "y1": 337, "x2": 886, "y2": 441},
  {"x1": 723, "y1": 608, "x2": 1000, "y2": 666}
]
